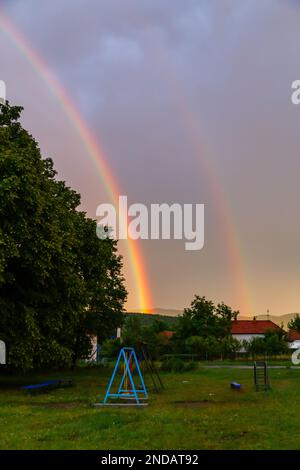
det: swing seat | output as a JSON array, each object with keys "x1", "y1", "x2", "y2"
[{"x1": 230, "y1": 381, "x2": 241, "y2": 390}]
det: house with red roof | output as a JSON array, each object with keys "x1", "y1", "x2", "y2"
[
  {"x1": 160, "y1": 330, "x2": 174, "y2": 339},
  {"x1": 231, "y1": 319, "x2": 282, "y2": 351},
  {"x1": 286, "y1": 329, "x2": 300, "y2": 350}
]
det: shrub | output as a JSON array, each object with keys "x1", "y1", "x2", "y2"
[
  {"x1": 160, "y1": 357, "x2": 185, "y2": 373},
  {"x1": 100, "y1": 338, "x2": 121, "y2": 358},
  {"x1": 183, "y1": 361, "x2": 198, "y2": 372}
]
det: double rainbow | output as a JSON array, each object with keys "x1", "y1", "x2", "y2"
[{"x1": 0, "y1": 12, "x2": 252, "y2": 315}]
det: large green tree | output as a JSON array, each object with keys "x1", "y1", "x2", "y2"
[
  {"x1": 174, "y1": 295, "x2": 239, "y2": 346},
  {"x1": 0, "y1": 102, "x2": 127, "y2": 370}
]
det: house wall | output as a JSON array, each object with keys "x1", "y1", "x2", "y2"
[
  {"x1": 88, "y1": 335, "x2": 98, "y2": 362},
  {"x1": 232, "y1": 334, "x2": 265, "y2": 353},
  {"x1": 288, "y1": 340, "x2": 300, "y2": 350},
  {"x1": 0, "y1": 340, "x2": 6, "y2": 365},
  {"x1": 232, "y1": 334, "x2": 264, "y2": 343}
]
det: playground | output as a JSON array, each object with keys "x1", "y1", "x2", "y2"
[{"x1": 1, "y1": 364, "x2": 300, "y2": 450}]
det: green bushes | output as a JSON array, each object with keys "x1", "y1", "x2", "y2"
[
  {"x1": 243, "y1": 330, "x2": 289, "y2": 357},
  {"x1": 100, "y1": 338, "x2": 121, "y2": 358},
  {"x1": 160, "y1": 357, "x2": 197, "y2": 373}
]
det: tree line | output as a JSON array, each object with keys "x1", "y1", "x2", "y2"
[{"x1": 104, "y1": 296, "x2": 290, "y2": 362}]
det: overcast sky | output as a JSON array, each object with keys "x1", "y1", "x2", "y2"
[{"x1": 1, "y1": 0, "x2": 300, "y2": 315}]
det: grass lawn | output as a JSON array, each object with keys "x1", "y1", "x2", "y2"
[{"x1": 0, "y1": 365, "x2": 300, "y2": 450}]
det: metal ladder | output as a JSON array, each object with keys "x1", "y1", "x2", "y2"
[{"x1": 254, "y1": 361, "x2": 270, "y2": 391}]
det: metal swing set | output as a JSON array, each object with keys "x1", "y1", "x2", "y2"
[
  {"x1": 97, "y1": 344, "x2": 164, "y2": 407},
  {"x1": 102, "y1": 347, "x2": 149, "y2": 406}
]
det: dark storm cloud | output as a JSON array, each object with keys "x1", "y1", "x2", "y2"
[
  {"x1": 2, "y1": 0, "x2": 300, "y2": 313},
  {"x1": 2, "y1": 0, "x2": 268, "y2": 111}
]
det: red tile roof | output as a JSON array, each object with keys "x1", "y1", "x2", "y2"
[
  {"x1": 160, "y1": 330, "x2": 174, "y2": 339},
  {"x1": 231, "y1": 320, "x2": 281, "y2": 335},
  {"x1": 287, "y1": 329, "x2": 300, "y2": 341}
]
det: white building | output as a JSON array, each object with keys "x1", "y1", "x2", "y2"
[
  {"x1": 287, "y1": 330, "x2": 300, "y2": 350},
  {"x1": 231, "y1": 320, "x2": 282, "y2": 352}
]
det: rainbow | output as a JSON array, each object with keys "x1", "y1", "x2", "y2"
[
  {"x1": 0, "y1": 12, "x2": 252, "y2": 316},
  {"x1": 0, "y1": 13, "x2": 153, "y2": 313},
  {"x1": 147, "y1": 45, "x2": 252, "y2": 314},
  {"x1": 176, "y1": 102, "x2": 251, "y2": 314}
]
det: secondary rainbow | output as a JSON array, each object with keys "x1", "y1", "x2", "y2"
[
  {"x1": 0, "y1": 13, "x2": 153, "y2": 313},
  {"x1": 145, "y1": 43, "x2": 251, "y2": 314}
]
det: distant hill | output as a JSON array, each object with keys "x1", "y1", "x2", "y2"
[
  {"x1": 125, "y1": 311, "x2": 179, "y2": 328},
  {"x1": 239, "y1": 313, "x2": 300, "y2": 329},
  {"x1": 128, "y1": 308, "x2": 182, "y2": 317}
]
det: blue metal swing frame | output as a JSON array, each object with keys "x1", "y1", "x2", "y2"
[{"x1": 103, "y1": 347, "x2": 148, "y2": 405}]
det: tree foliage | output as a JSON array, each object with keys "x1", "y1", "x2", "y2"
[
  {"x1": 104, "y1": 316, "x2": 172, "y2": 359},
  {"x1": 244, "y1": 331, "x2": 288, "y2": 357},
  {"x1": 174, "y1": 295, "x2": 239, "y2": 344},
  {"x1": 288, "y1": 314, "x2": 300, "y2": 333},
  {"x1": 0, "y1": 102, "x2": 127, "y2": 370},
  {"x1": 185, "y1": 335, "x2": 240, "y2": 359}
]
